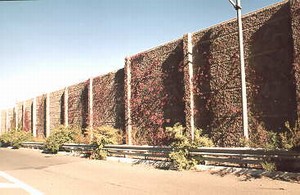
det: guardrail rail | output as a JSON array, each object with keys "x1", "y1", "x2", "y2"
[{"x1": 20, "y1": 142, "x2": 300, "y2": 170}]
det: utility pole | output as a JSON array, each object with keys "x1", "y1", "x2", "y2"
[{"x1": 228, "y1": 0, "x2": 249, "y2": 139}]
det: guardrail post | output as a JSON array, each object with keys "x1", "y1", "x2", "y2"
[
  {"x1": 183, "y1": 33, "x2": 195, "y2": 140},
  {"x1": 125, "y1": 57, "x2": 133, "y2": 145},
  {"x1": 32, "y1": 97, "x2": 37, "y2": 137},
  {"x1": 46, "y1": 93, "x2": 50, "y2": 137},
  {"x1": 64, "y1": 87, "x2": 69, "y2": 127}
]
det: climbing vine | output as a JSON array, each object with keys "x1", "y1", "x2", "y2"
[{"x1": 129, "y1": 41, "x2": 185, "y2": 145}]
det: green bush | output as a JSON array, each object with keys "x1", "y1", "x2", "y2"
[
  {"x1": 252, "y1": 122, "x2": 300, "y2": 151},
  {"x1": 264, "y1": 131, "x2": 280, "y2": 150},
  {"x1": 0, "y1": 128, "x2": 32, "y2": 149},
  {"x1": 166, "y1": 123, "x2": 195, "y2": 170},
  {"x1": 166, "y1": 123, "x2": 214, "y2": 171},
  {"x1": 90, "y1": 126, "x2": 122, "y2": 160},
  {"x1": 193, "y1": 128, "x2": 214, "y2": 147},
  {"x1": 247, "y1": 121, "x2": 300, "y2": 150},
  {"x1": 261, "y1": 161, "x2": 277, "y2": 172},
  {"x1": 280, "y1": 122, "x2": 300, "y2": 150},
  {"x1": 45, "y1": 126, "x2": 83, "y2": 153}
]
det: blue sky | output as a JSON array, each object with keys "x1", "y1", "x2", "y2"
[{"x1": 0, "y1": 0, "x2": 283, "y2": 109}]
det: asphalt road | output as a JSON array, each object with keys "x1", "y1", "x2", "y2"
[{"x1": 0, "y1": 148, "x2": 299, "y2": 195}]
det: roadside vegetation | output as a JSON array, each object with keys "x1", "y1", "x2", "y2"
[
  {"x1": 242, "y1": 121, "x2": 300, "y2": 172},
  {"x1": 44, "y1": 125, "x2": 122, "y2": 157},
  {"x1": 246, "y1": 122, "x2": 300, "y2": 151},
  {"x1": 166, "y1": 123, "x2": 214, "y2": 171},
  {"x1": 44, "y1": 125, "x2": 86, "y2": 153},
  {"x1": 1, "y1": 120, "x2": 299, "y2": 172},
  {"x1": 89, "y1": 125, "x2": 122, "y2": 160},
  {"x1": 0, "y1": 128, "x2": 32, "y2": 149}
]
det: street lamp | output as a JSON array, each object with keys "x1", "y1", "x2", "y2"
[{"x1": 228, "y1": 0, "x2": 249, "y2": 139}]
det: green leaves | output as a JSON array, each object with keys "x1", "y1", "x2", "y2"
[
  {"x1": 0, "y1": 128, "x2": 32, "y2": 149},
  {"x1": 90, "y1": 126, "x2": 121, "y2": 160},
  {"x1": 166, "y1": 123, "x2": 214, "y2": 170},
  {"x1": 45, "y1": 126, "x2": 82, "y2": 153}
]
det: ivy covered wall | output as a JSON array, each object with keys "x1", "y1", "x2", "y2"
[
  {"x1": 1, "y1": 0, "x2": 299, "y2": 147},
  {"x1": 36, "y1": 95, "x2": 46, "y2": 138},
  {"x1": 93, "y1": 70, "x2": 125, "y2": 129},
  {"x1": 68, "y1": 82, "x2": 88, "y2": 129},
  {"x1": 192, "y1": 1, "x2": 296, "y2": 146},
  {"x1": 127, "y1": 39, "x2": 185, "y2": 145}
]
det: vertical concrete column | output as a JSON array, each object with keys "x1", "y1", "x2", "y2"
[
  {"x1": 88, "y1": 78, "x2": 93, "y2": 129},
  {"x1": 64, "y1": 87, "x2": 69, "y2": 127},
  {"x1": 183, "y1": 33, "x2": 195, "y2": 140},
  {"x1": 5, "y1": 110, "x2": 9, "y2": 132},
  {"x1": 15, "y1": 104, "x2": 18, "y2": 129},
  {"x1": 32, "y1": 98, "x2": 37, "y2": 137},
  {"x1": 290, "y1": 0, "x2": 300, "y2": 121},
  {"x1": 22, "y1": 101, "x2": 26, "y2": 130},
  {"x1": 46, "y1": 93, "x2": 50, "y2": 137},
  {"x1": 125, "y1": 57, "x2": 132, "y2": 145}
]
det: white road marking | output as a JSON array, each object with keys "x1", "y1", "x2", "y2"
[
  {"x1": 0, "y1": 171, "x2": 43, "y2": 195},
  {"x1": 0, "y1": 183, "x2": 19, "y2": 188}
]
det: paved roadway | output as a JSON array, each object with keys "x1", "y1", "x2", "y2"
[{"x1": 0, "y1": 148, "x2": 299, "y2": 195}]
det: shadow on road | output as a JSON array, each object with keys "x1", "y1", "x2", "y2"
[
  {"x1": 131, "y1": 159, "x2": 171, "y2": 170},
  {"x1": 207, "y1": 167, "x2": 300, "y2": 182}
]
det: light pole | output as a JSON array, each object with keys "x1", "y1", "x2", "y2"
[{"x1": 228, "y1": 0, "x2": 249, "y2": 139}]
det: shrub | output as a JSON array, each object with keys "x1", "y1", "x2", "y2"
[
  {"x1": 166, "y1": 123, "x2": 214, "y2": 171},
  {"x1": 280, "y1": 122, "x2": 300, "y2": 150},
  {"x1": 248, "y1": 121, "x2": 300, "y2": 150},
  {"x1": 261, "y1": 161, "x2": 277, "y2": 172},
  {"x1": 45, "y1": 126, "x2": 83, "y2": 153},
  {"x1": 32, "y1": 136, "x2": 46, "y2": 143},
  {"x1": 71, "y1": 125, "x2": 91, "y2": 144},
  {"x1": 260, "y1": 122, "x2": 300, "y2": 151},
  {"x1": 166, "y1": 123, "x2": 195, "y2": 171},
  {"x1": 264, "y1": 131, "x2": 280, "y2": 150},
  {"x1": 90, "y1": 126, "x2": 122, "y2": 160},
  {"x1": 248, "y1": 122, "x2": 269, "y2": 148},
  {"x1": 0, "y1": 128, "x2": 32, "y2": 149},
  {"x1": 193, "y1": 128, "x2": 214, "y2": 147}
]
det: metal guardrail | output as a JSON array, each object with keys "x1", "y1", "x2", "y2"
[
  {"x1": 21, "y1": 142, "x2": 44, "y2": 149},
  {"x1": 21, "y1": 142, "x2": 96, "y2": 152},
  {"x1": 21, "y1": 142, "x2": 300, "y2": 169},
  {"x1": 190, "y1": 147, "x2": 300, "y2": 167},
  {"x1": 103, "y1": 145, "x2": 300, "y2": 168},
  {"x1": 103, "y1": 145, "x2": 172, "y2": 159},
  {"x1": 62, "y1": 143, "x2": 96, "y2": 152}
]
